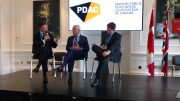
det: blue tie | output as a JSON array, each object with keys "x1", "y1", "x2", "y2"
[
  {"x1": 41, "y1": 32, "x2": 44, "y2": 40},
  {"x1": 105, "y1": 36, "x2": 111, "y2": 45}
]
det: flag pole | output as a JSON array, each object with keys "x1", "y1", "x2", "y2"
[{"x1": 161, "y1": 0, "x2": 170, "y2": 77}]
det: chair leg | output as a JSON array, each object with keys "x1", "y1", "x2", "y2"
[
  {"x1": 62, "y1": 56, "x2": 66, "y2": 76},
  {"x1": 83, "y1": 59, "x2": 86, "y2": 80},
  {"x1": 172, "y1": 65, "x2": 175, "y2": 77},
  {"x1": 53, "y1": 58, "x2": 56, "y2": 78},
  {"x1": 112, "y1": 62, "x2": 115, "y2": 83},
  {"x1": 65, "y1": 66, "x2": 67, "y2": 76},
  {"x1": 30, "y1": 59, "x2": 33, "y2": 79},
  {"x1": 50, "y1": 65, "x2": 53, "y2": 77},
  {"x1": 85, "y1": 60, "x2": 87, "y2": 78},
  {"x1": 174, "y1": 66, "x2": 176, "y2": 76},
  {"x1": 60, "y1": 62, "x2": 63, "y2": 78},
  {"x1": 172, "y1": 65, "x2": 173, "y2": 77},
  {"x1": 118, "y1": 63, "x2": 121, "y2": 81},
  {"x1": 60, "y1": 72, "x2": 63, "y2": 78},
  {"x1": 59, "y1": 64, "x2": 63, "y2": 79},
  {"x1": 91, "y1": 59, "x2": 95, "y2": 80}
]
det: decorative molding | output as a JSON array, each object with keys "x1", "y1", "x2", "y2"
[
  {"x1": 139, "y1": 31, "x2": 146, "y2": 46},
  {"x1": 20, "y1": 0, "x2": 32, "y2": 45},
  {"x1": 0, "y1": 4, "x2": 2, "y2": 75},
  {"x1": 0, "y1": 4, "x2": 1, "y2": 44},
  {"x1": 139, "y1": 24, "x2": 180, "y2": 47},
  {"x1": 19, "y1": 0, "x2": 67, "y2": 46},
  {"x1": 17, "y1": 0, "x2": 101, "y2": 46}
]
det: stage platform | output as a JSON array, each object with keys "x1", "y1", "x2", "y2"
[{"x1": 0, "y1": 70, "x2": 179, "y2": 101}]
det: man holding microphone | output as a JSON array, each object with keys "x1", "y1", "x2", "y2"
[{"x1": 32, "y1": 22, "x2": 58, "y2": 83}]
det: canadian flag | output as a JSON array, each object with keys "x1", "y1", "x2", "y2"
[{"x1": 147, "y1": 9, "x2": 155, "y2": 76}]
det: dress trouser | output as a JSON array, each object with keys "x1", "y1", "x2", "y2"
[
  {"x1": 61, "y1": 48, "x2": 84, "y2": 73},
  {"x1": 92, "y1": 45, "x2": 112, "y2": 79},
  {"x1": 34, "y1": 47, "x2": 51, "y2": 74}
]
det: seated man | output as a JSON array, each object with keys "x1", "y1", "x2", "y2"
[
  {"x1": 32, "y1": 22, "x2": 58, "y2": 83},
  {"x1": 91, "y1": 22, "x2": 122, "y2": 86},
  {"x1": 55, "y1": 25, "x2": 89, "y2": 84}
]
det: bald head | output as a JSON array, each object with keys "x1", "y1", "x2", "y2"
[{"x1": 72, "y1": 25, "x2": 80, "y2": 36}]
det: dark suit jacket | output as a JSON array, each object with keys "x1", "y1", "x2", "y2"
[
  {"x1": 66, "y1": 35, "x2": 89, "y2": 59},
  {"x1": 32, "y1": 31, "x2": 57, "y2": 57},
  {"x1": 101, "y1": 32, "x2": 122, "y2": 63}
]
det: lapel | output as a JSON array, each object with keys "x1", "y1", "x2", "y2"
[
  {"x1": 79, "y1": 35, "x2": 81, "y2": 43},
  {"x1": 107, "y1": 33, "x2": 115, "y2": 46},
  {"x1": 77, "y1": 35, "x2": 82, "y2": 46},
  {"x1": 38, "y1": 32, "x2": 42, "y2": 40},
  {"x1": 70, "y1": 36, "x2": 74, "y2": 45}
]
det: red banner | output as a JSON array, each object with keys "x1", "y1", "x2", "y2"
[{"x1": 172, "y1": 19, "x2": 180, "y2": 34}]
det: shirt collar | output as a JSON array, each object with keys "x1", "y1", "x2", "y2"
[
  {"x1": 40, "y1": 31, "x2": 44, "y2": 34},
  {"x1": 110, "y1": 31, "x2": 115, "y2": 36},
  {"x1": 107, "y1": 32, "x2": 114, "y2": 37},
  {"x1": 74, "y1": 33, "x2": 80, "y2": 37}
]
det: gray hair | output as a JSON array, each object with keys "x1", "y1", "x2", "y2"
[{"x1": 72, "y1": 25, "x2": 80, "y2": 30}]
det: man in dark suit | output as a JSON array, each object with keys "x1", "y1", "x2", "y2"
[
  {"x1": 55, "y1": 25, "x2": 89, "y2": 84},
  {"x1": 32, "y1": 22, "x2": 58, "y2": 83},
  {"x1": 91, "y1": 22, "x2": 122, "y2": 86}
]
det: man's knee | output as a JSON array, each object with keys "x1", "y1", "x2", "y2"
[
  {"x1": 102, "y1": 58, "x2": 110, "y2": 64},
  {"x1": 92, "y1": 45, "x2": 98, "y2": 52},
  {"x1": 67, "y1": 49, "x2": 75, "y2": 56}
]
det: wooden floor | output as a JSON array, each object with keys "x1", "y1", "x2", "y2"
[{"x1": 0, "y1": 70, "x2": 180, "y2": 101}]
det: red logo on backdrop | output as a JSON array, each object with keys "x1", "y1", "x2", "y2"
[{"x1": 172, "y1": 19, "x2": 180, "y2": 34}]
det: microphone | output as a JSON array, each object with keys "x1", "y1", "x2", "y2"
[
  {"x1": 45, "y1": 31, "x2": 49, "y2": 35},
  {"x1": 43, "y1": 31, "x2": 50, "y2": 40}
]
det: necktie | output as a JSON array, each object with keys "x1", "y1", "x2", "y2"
[
  {"x1": 41, "y1": 32, "x2": 44, "y2": 40},
  {"x1": 74, "y1": 36, "x2": 78, "y2": 46},
  {"x1": 105, "y1": 35, "x2": 111, "y2": 45}
]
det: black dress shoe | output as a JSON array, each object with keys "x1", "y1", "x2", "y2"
[
  {"x1": 91, "y1": 78, "x2": 99, "y2": 87},
  {"x1": 43, "y1": 79, "x2": 48, "y2": 83},
  {"x1": 68, "y1": 77, "x2": 73, "y2": 85},
  {"x1": 33, "y1": 67, "x2": 40, "y2": 73},
  {"x1": 33, "y1": 63, "x2": 41, "y2": 73},
  {"x1": 43, "y1": 76, "x2": 48, "y2": 83},
  {"x1": 54, "y1": 66, "x2": 63, "y2": 73}
]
